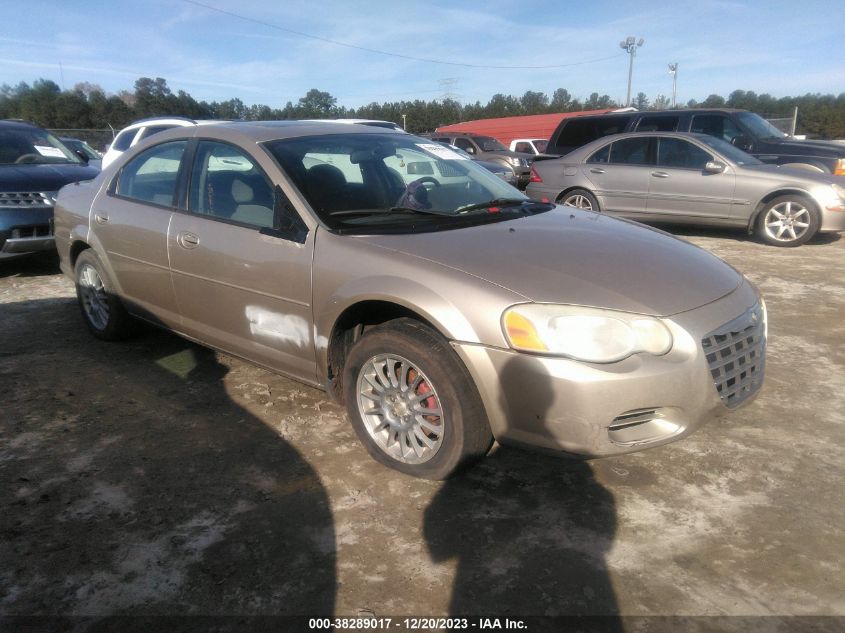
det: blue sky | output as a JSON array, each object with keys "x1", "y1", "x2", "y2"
[{"x1": 1, "y1": 0, "x2": 842, "y2": 109}]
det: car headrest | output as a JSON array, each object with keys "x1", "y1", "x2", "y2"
[{"x1": 231, "y1": 178, "x2": 254, "y2": 204}]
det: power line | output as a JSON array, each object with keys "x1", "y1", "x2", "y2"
[{"x1": 181, "y1": 0, "x2": 624, "y2": 70}]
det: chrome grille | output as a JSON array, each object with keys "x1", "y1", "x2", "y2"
[
  {"x1": 0, "y1": 191, "x2": 56, "y2": 208},
  {"x1": 702, "y1": 304, "x2": 765, "y2": 408}
]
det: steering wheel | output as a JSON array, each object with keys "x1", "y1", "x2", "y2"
[
  {"x1": 410, "y1": 176, "x2": 440, "y2": 188},
  {"x1": 15, "y1": 154, "x2": 41, "y2": 164}
]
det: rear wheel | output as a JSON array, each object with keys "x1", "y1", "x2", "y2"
[
  {"x1": 74, "y1": 249, "x2": 133, "y2": 340},
  {"x1": 756, "y1": 195, "x2": 820, "y2": 247},
  {"x1": 342, "y1": 318, "x2": 493, "y2": 479},
  {"x1": 558, "y1": 188, "x2": 600, "y2": 212}
]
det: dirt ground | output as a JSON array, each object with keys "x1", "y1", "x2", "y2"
[{"x1": 1, "y1": 227, "x2": 844, "y2": 628}]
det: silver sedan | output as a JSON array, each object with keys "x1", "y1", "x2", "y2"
[{"x1": 526, "y1": 131, "x2": 845, "y2": 246}]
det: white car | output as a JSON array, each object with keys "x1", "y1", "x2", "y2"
[
  {"x1": 102, "y1": 118, "x2": 226, "y2": 169},
  {"x1": 509, "y1": 138, "x2": 548, "y2": 155}
]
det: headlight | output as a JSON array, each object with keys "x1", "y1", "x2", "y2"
[
  {"x1": 508, "y1": 156, "x2": 521, "y2": 167},
  {"x1": 502, "y1": 304, "x2": 673, "y2": 363}
]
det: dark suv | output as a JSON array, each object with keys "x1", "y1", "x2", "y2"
[
  {"x1": 1, "y1": 120, "x2": 99, "y2": 258},
  {"x1": 430, "y1": 133, "x2": 533, "y2": 187},
  {"x1": 545, "y1": 109, "x2": 845, "y2": 175}
]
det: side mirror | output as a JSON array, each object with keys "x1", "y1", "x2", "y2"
[
  {"x1": 731, "y1": 134, "x2": 753, "y2": 152},
  {"x1": 704, "y1": 161, "x2": 726, "y2": 174},
  {"x1": 464, "y1": 146, "x2": 475, "y2": 155},
  {"x1": 74, "y1": 149, "x2": 90, "y2": 165}
]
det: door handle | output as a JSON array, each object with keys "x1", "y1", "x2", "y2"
[
  {"x1": 589, "y1": 167, "x2": 606, "y2": 174},
  {"x1": 177, "y1": 231, "x2": 200, "y2": 249},
  {"x1": 651, "y1": 171, "x2": 670, "y2": 178},
  {"x1": 94, "y1": 213, "x2": 109, "y2": 224}
]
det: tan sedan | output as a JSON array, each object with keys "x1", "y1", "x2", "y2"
[{"x1": 55, "y1": 122, "x2": 766, "y2": 478}]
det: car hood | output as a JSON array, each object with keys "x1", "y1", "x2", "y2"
[
  {"x1": 0, "y1": 163, "x2": 100, "y2": 192},
  {"x1": 770, "y1": 137, "x2": 845, "y2": 157},
  {"x1": 359, "y1": 209, "x2": 743, "y2": 317},
  {"x1": 738, "y1": 163, "x2": 845, "y2": 185}
]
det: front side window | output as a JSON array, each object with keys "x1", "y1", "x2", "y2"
[
  {"x1": 266, "y1": 133, "x2": 552, "y2": 234},
  {"x1": 454, "y1": 138, "x2": 474, "y2": 152},
  {"x1": 609, "y1": 138, "x2": 652, "y2": 165},
  {"x1": 115, "y1": 141, "x2": 186, "y2": 206},
  {"x1": 657, "y1": 138, "x2": 713, "y2": 170},
  {"x1": 189, "y1": 141, "x2": 275, "y2": 228},
  {"x1": 636, "y1": 115, "x2": 680, "y2": 132},
  {"x1": 472, "y1": 136, "x2": 507, "y2": 151},
  {"x1": 0, "y1": 127, "x2": 81, "y2": 165},
  {"x1": 691, "y1": 115, "x2": 741, "y2": 143}
]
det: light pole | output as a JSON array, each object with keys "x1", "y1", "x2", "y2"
[
  {"x1": 401, "y1": 113, "x2": 407, "y2": 130},
  {"x1": 668, "y1": 63, "x2": 678, "y2": 108},
  {"x1": 619, "y1": 36, "x2": 644, "y2": 107}
]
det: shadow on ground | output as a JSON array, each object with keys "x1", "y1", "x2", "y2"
[{"x1": 0, "y1": 296, "x2": 336, "y2": 617}]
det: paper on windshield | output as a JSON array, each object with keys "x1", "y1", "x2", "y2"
[
  {"x1": 34, "y1": 145, "x2": 66, "y2": 158},
  {"x1": 416, "y1": 143, "x2": 468, "y2": 160}
]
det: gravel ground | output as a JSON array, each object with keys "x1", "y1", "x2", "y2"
[{"x1": 1, "y1": 228, "x2": 843, "y2": 628}]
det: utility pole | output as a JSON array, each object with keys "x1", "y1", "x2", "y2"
[
  {"x1": 668, "y1": 63, "x2": 678, "y2": 108},
  {"x1": 619, "y1": 36, "x2": 644, "y2": 107},
  {"x1": 401, "y1": 114, "x2": 407, "y2": 130}
]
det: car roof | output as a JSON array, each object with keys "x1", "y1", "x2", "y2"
[{"x1": 0, "y1": 119, "x2": 46, "y2": 131}]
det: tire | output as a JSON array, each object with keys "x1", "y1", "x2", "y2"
[
  {"x1": 74, "y1": 249, "x2": 134, "y2": 340},
  {"x1": 558, "y1": 188, "x2": 600, "y2": 212},
  {"x1": 342, "y1": 318, "x2": 493, "y2": 479},
  {"x1": 756, "y1": 195, "x2": 820, "y2": 247}
]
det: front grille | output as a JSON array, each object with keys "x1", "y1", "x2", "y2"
[
  {"x1": 0, "y1": 191, "x2": 56, "y2": 208},
  {"x1": 702, "y1": 304, "x2": 765, "y2": 408},
  {"x1": 11, "y1": 224, "x2": 52, "y2": 239}
]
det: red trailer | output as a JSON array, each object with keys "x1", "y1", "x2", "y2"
[{"x1": 434, "y1": 109, "x2": 613, "y2": 148}]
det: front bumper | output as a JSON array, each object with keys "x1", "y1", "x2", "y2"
[
  {"x1": 0, "y1": 206, "x2": 55, "y2": 258},
  {"x1": 452, "y1": 283, "x2": 764, "y2": 457}
]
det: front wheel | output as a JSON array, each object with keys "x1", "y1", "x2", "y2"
[
  {"x1": 756, "y1": 196, "x2": 820, "y2": 247},
  {"x1": 558, "y1": 188, "x2": 600, "y2": 212},
  {"x1": 74, "y1": 249, "x2": 134, "y2": 340},
  {"x1": 342, "y1": 318, "x2": 493, "y2": 479}
]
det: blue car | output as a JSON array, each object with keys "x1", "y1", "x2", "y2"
[{"x1": 0, "y1": 120, "x2": 99, "y2": 258}]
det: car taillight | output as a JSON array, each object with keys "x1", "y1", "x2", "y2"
[{"x1": 529, "y1": 165, "x2": 543, "y2": 183}]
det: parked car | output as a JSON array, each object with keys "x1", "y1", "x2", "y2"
[
  {"x1": 60, "y1": 137, "x2": 102, "y2": 169},
  {"x1": 438, "y1": 142, "x2": 517, "y2": 186},
  {"x1": 526, "y1": 131, "x2": 845, "y2": 247},
  {"x1": 544, "y1": 108, "x2": 845, "y2": 175},
  {"x1": 56, "y1": 121, "x2": 766, "y2": 478},
  {"x1": 429, "y1": 132, "x2": 532, "y2": 188},
  {"x1": 510, "y1": 138, "x2": 548, "y2": 155},
  {"x1": 102, "y1": 117, "x2": 227, "y2": 169},
  {"x1": 0, "y1": 120, "x2": 99, "y2": 258}
]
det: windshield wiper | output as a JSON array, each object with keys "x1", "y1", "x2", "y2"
[
  {"x1": 454, "y1": 198, "x2": 534, "y2": 214},
  {"x1": 330, "y1": 207, "x2": 453, "y2": 217}
]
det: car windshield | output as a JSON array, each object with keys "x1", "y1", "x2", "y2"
[
  {"x1": 62, "y1": 138, "x2": 100, "y2": 160},
  {"x1": 737, "y1": 112, "x2": 788, "y2": 140},
  {"x1": 265, "y1": 133, "x2": 551, "y2": 233},
  {"x1": 697, "y1": 135, "x2": 763, "y2": 166},
  {"x1": 0, "y1": 128, "x2": 82, "y2": 165},
  {"x1": 472, "y1": 136, "x2": 507, "y2": 151}
]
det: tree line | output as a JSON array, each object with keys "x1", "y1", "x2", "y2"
[{"x1": 2, "y1": 77, "x2": 844, "y2": 145}]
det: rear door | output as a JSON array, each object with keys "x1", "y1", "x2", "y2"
[
  {"x1": 167, "y1": 139, "x2": 317, "y2": 382},
  {"x1": 582, "y1": 137, "x2": 653, "y2": 216},
  {"x1": 91, "y1": 140, "x2": 186, "y2": 325},
  {"x1": 646, "y1": 137, "x2": 736, "y2": 220}
]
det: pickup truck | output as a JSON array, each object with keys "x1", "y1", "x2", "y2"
[{"x1": 544, "y1": 108, "x2": 845, "y2": 175}]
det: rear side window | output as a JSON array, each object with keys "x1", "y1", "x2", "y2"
[
  {"x1": 609, "y1": 138, "x2": 652, "y2": 165},
  {"x1": 657, "y1": 138, "x2": 712, "y2": 170},
  {"x1": 586, "y1": 144, "x2": 610, "y2": 163},
  {"x1": 139, "y1": 125, "x2": 177, "y2": 141},
  {"x1": 555, "y1": 116, "x2": 632, "y2": 151},
  {"x1": 636, "y1": 115, "x2": 680, "y2": 132},
  {"x1": 115, "y1": 141, "x2": 186, "y2": 206},
  {"x1": 111, "y1": 129, "x2": 137, "y2": 151}
]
